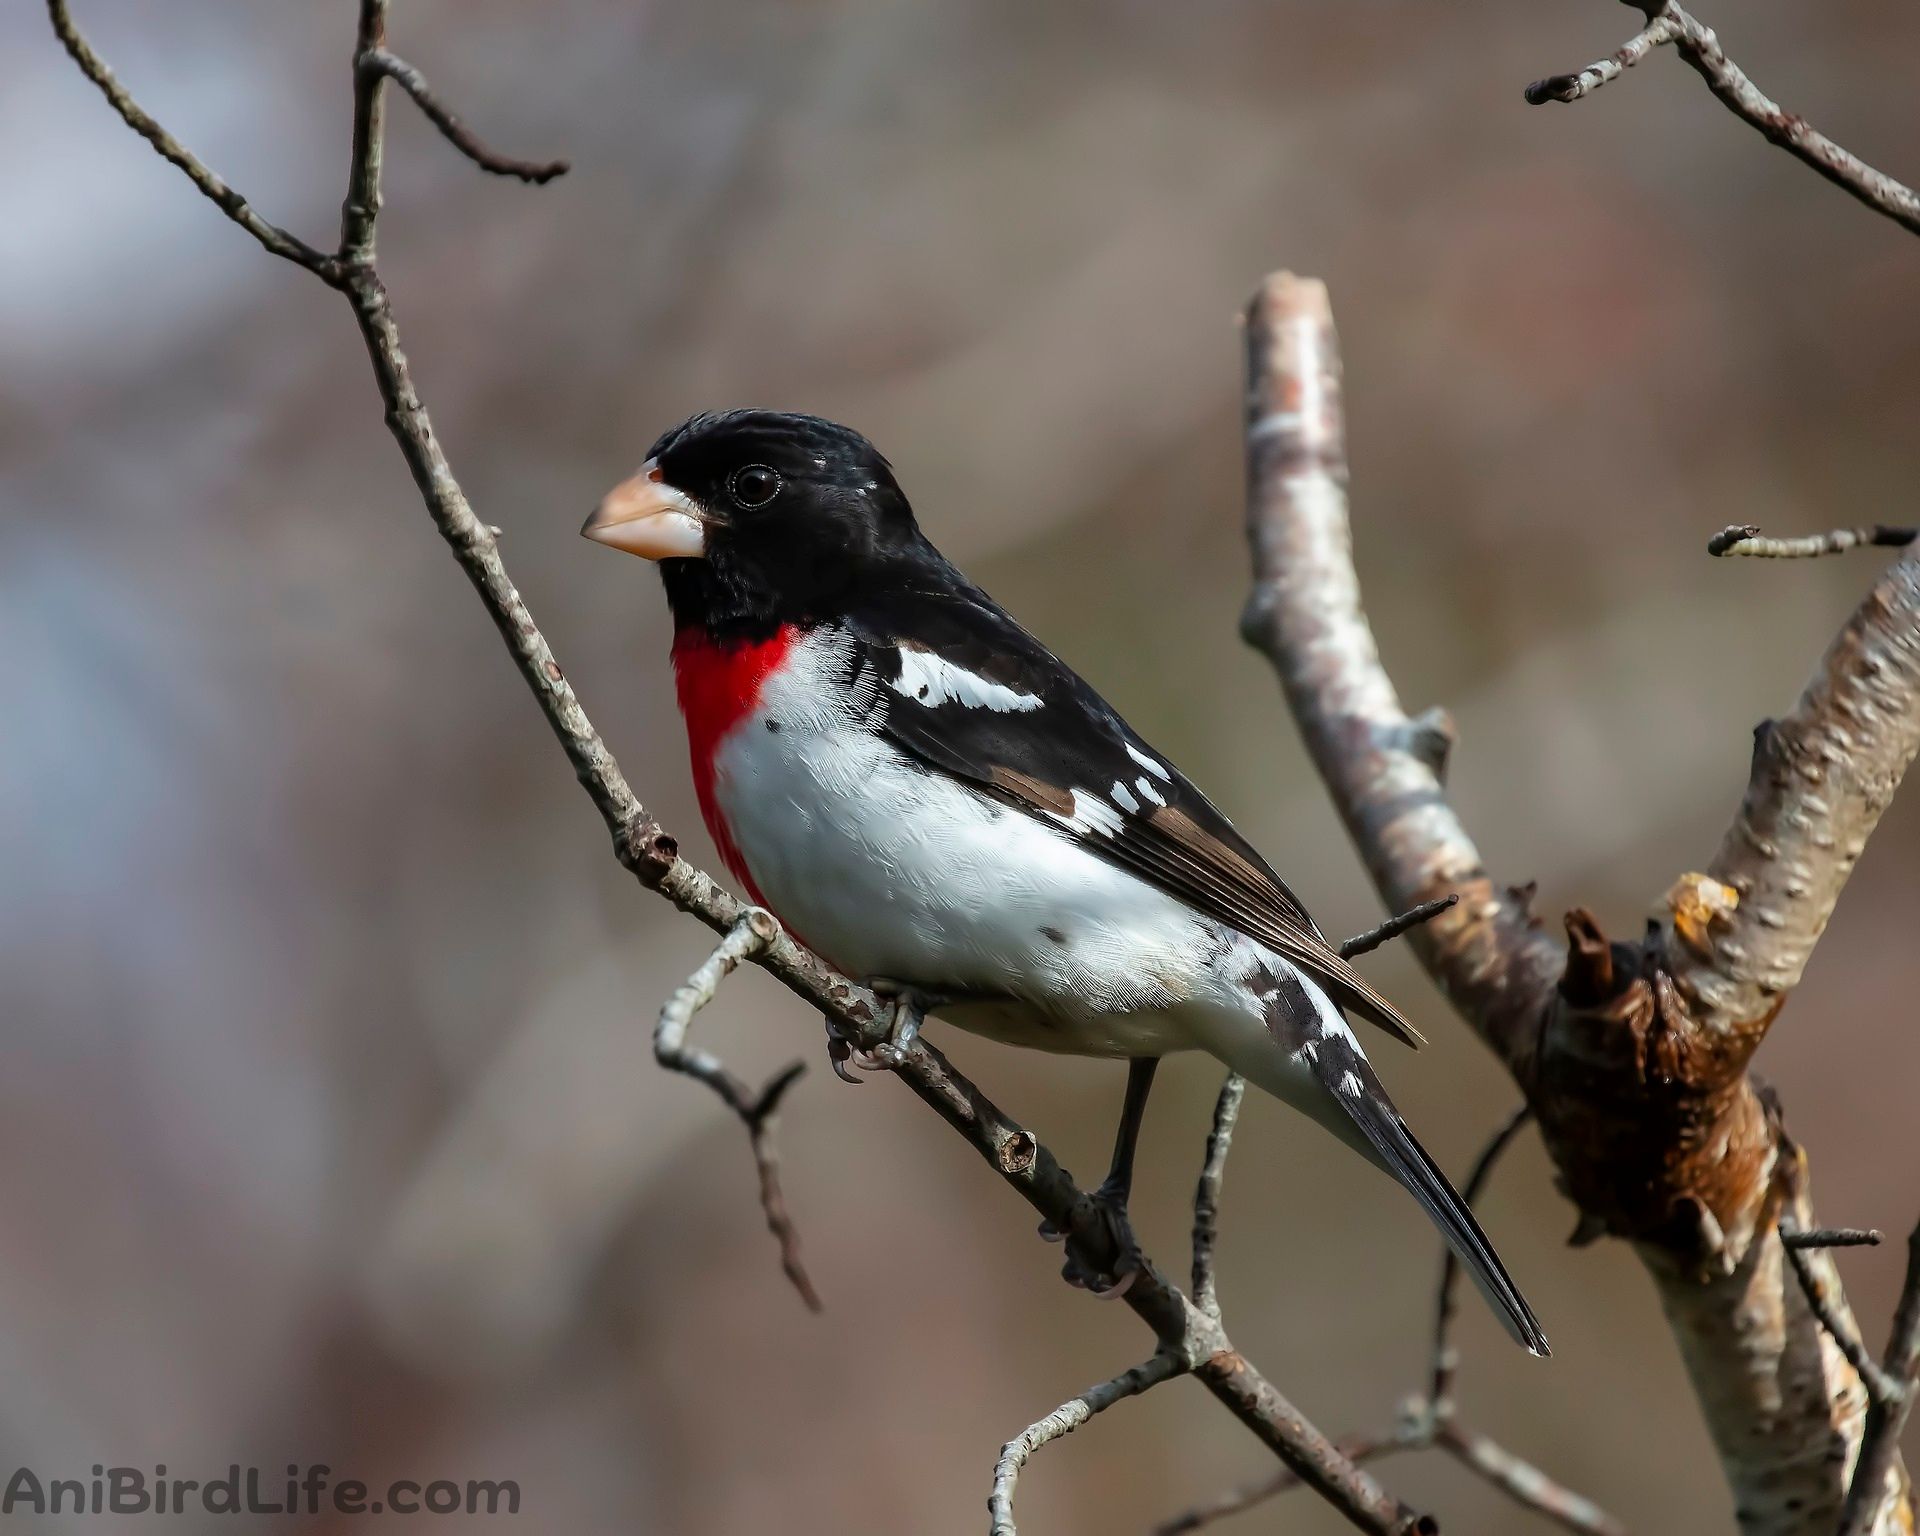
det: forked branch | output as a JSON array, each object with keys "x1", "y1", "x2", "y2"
[
  {"x1": 1526, "y1": 2, "x2": 1920, "y2": 237},
  {"x1": 655, "y1": 910, "x2": 820, "y2": 1311},
  {"x1": 1159, "y1": 1108, "x2": 1623, "y2": 1536}
]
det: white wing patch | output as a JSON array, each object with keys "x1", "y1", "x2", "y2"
[
  {"x1": 888, "y1": 649, "x2": 1042, "y2": 713},
  {"x1": 1126, "y1": 742, "x2": 1172, "y2": 781},
  {"x1": 1135, "y1": 775, "x2": 1166, "y2": 807},
  {"x1": 1110, "y1": 779, "x2": 1140, "y2": 813},
  {"x1": 1048, "y1": 789, "x2": 1125, "y2": 838}
]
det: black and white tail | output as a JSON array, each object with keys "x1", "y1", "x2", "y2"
[
  {"x1": 1329, "y1": 1064, "x2": 1550, "y2": 1357},
  {"x1": 1240, "y1": 962, "x2": 1550, "y2": 1357}
]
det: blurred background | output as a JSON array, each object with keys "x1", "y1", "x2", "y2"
[{"x1": 4, "y1": 1, "x2": 1917, "y2": 1530}]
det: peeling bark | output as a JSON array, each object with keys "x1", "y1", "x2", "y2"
[{"x1": 1241, "y1": 271, "x2": 1918, "y2": 1536}]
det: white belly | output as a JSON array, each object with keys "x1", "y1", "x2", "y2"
[{"x1": 709, "y1": 630, "x2": 1225, "y2": 1055}]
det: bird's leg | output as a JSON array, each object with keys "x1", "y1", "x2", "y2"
[
  {"x1": 856, "y1": 979, "x2": 944, "y2": 1070},
  {"x1": 1044, "y1": 1056, "x2": 1158, "y2": 1299}
]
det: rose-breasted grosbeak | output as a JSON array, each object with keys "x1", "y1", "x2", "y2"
[{"x1": 584, "y1": 409, "x2": 1547, "y2": 1354}]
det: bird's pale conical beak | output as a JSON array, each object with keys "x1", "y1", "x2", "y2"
[{"x1": 581, "y1": 460, "x2": 706, "y2": 560}]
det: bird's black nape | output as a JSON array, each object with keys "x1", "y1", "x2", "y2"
[{"x1": 647, "y1": 410, "x2": 929, "y2": 642}]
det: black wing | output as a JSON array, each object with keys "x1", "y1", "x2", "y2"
[{"x1": 842, "y1": 582, "x2": 1424, "y2": 1047}]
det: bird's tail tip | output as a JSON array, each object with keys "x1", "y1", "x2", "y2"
[{"x1": 1339, "y1": 1081, "x2": 1550, "y2": 1357}]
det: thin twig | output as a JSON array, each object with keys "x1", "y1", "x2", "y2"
[
  {"x1": 1782, "y1": 1227, "x2": 1885, "y2": 1250},
  {"x1": 1435, "y1": 1423, "x2": 1626, "y2": 1536},
  {"x1": 1779, "y1": 1216, "x2": 1901, "y2": 1403},
  {"x1": 1152, "y1": 1436, "x2": 1399, "y2": 1536},
  {"x1": 1838, "y1": 1218, "x2": 1920, "y2": 1536},
  {"x1": 1160, "y1": 1107, "x2": 1622, "y2": 1536},
  {"x1": 46, "y1": 0, "x2": 336, "y2": 277},
  {"x1": 361, "y1": 49, "x2": 570, "y2": 184},
  {"x1": 1190, "y1": 1073, "x2": 1244, "y2": 1321},
  {"x1": 1526, "y1": 2, "x2": 1920, "y2": 237},
  {"x1": 1709, "y1": 524, "x2": 1917, "y2": 559},
  {"x1": 1524, "y1": 11, "x2": 1679, "y2": 104},
  {"x1": 1338, "y1": 895, "x2": 1460, "y2": 962},
  {"x1": 990, "y1": 1353, "x2": 1186, "y2": 1536},
  {"x1": 655, "y1": 909, "x2": 820, "y2": 1311}
]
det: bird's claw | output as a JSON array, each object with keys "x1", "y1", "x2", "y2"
[
  {"x1": 822, "y1": 1018, "x2": 864, "y2": 1086},
  {"x1": 1046, "y1": 1182, "x2": 1143, "y2": 1299}
]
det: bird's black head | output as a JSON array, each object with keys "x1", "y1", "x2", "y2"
[{"x1": 583, "y1": 410, "x2": 923, "y2": 640}]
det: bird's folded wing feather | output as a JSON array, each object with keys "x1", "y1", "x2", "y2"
[{"x1": 844, "y1": 588, "x2": 1424, "y2": 1048}]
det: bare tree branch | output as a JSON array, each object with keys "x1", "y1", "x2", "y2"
[
  {"x1": 1153, "y1": 1436, "x2": 1399, "y2": 1536},
  {"x1": 48, "y1": 9, "x2": 1431, "y2": 1531},
  {"x1": 1709, "y1": 524, "x2": 1917, "y2": 560},
  {"x1": 1526, "y1": 2, "x2": 1920, "y2": 237},
  {"x1": 990, "y1": 1353, "x2": 1187, "y2": 1536},
  {"x1": 1783, "y1": 1228, "x2": 1885, "y2": 1251},
  {"x1": 1432, "y1": 1423, "x2": 1626, "y2": 1536},
  {"x1": 361, "y1": 49, "x2": 571, "y2": 184},
  {"x1": 1836, "y1": 1217, "x2": 1920, "y2": 1536},
  {"x1": 1660, "y1": 555, "x2": 1920, "y2": 1044},
  {"x1": 47, "y1": 0, "x2": 336, "y2": 277},
  {"x1": 1340, "y1": 894, "x2": 1461, "y2": 961},
  {"x1": 1161, "y1": 1107, "x2": 1623, "y2": 1536},
  {"x1": 655, "y1": 910, "x2": 820, "y2": 1311},
  {"x1": 1189, "y1": 1072, "x2": 1242, "y2": 1323},
  {"x1": 1240, "y1": 269, "x2": 1914, "y2": 1534}
]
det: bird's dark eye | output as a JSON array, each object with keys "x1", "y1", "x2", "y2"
[{"x1": 728, "y1": 464, "x2": 781, "y2": 510}]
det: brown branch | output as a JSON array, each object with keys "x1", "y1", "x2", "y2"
[
  {"x1": 1189, "y1": 1072, "x2": 1243, "y2": 1322},
  {"x1": 47, "y1": 0, "x2": 336, "y2": 277},
  {"x1": 361, "y1": 49, "x2": 570, "y2": 184},
  {"x1": 1783, "y1": 1228, "x2": 1885, "y2": 1251},
  {"x1": 1153, "y1": 1437, "x2": 1399, "y2": 1536},
  {"x1": 654, "y1": 910, "x2": 820, "y2": 1311},
  {"x1": 1526, "y1": 2, "x2": 1920, "y2": 238},
  {"x1": 1709, "y1": 524, "x2": 1917, "y2": 559},
  {"x1": 1432, "y1": 1423, "x2": 1626, "y2": 1536},
  {"x1": 1240, "y1": 266, "x2": 1917, "y2": 1533},
  {"x1": 1339, "y1": 894, "x2": 1460, "y2": 961},
  {"x1": 1160, "y1": 1108, "x2": 1623, "y2": 1536},
  {"x1": 50, "y1": 8, "x2": 1428, "y2": 1532},
  {"x1": 990, "y1": 1353, "x2": 1187, "y2": 1536}
]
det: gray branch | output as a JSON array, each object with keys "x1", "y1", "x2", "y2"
[
  {"x1": 360, "y1": 48, "x2": 570, "y2": 184},
  {"x1": 1709, "y1": 524, "x2": 1916, "y2": 560},
  {"x1": 989, "y1": 1353, "x2": 1186, "y2": 1536},
  {"x1": 655, "y1": 910, "x2": 820, "y2": 1311},
  {"x1": 1160, "y1": 1106, "x2": 1623, "y2": 1536},
  {"x1": 1526, "y1": 2, "x2": 1920, "y2": 237}
]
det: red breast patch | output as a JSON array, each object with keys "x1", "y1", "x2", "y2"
[{"x1": 670, "y1": 625, "x2": 795, "y2": 903}]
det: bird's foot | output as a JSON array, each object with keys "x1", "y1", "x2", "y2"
[
  {"x1": 822, "y1": 1015, "x2": 864, "y2": 1086},
  {"x1": 853, "y1": 980, "x2": 942, "y2": 1071},
  {"x1": 1038, "y1": 1179, "x2": 1143, "y2": 1300}
]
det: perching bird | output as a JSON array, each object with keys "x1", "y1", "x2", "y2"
[{"x1": 583, "y1": 409, "x2": 1547, "y2": 1355}]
